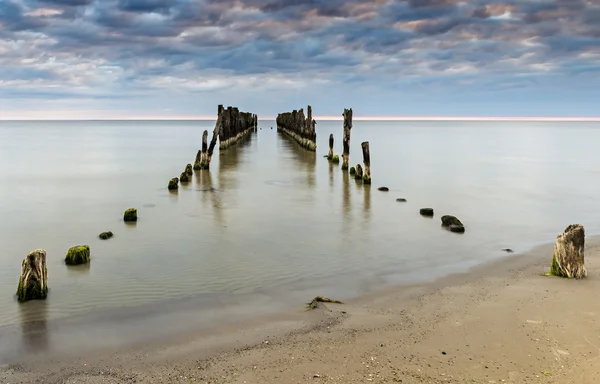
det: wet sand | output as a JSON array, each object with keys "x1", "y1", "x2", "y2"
[{"x1": 2, "y1": 237, "x2": 600, "y2": 383}]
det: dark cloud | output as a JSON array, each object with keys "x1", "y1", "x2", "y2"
[{"x1": 1, "y1": 0, "x2": 599, "y2": 111}]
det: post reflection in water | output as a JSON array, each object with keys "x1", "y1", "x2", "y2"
[
  {"x1": 19, "y1": 300, "x2": 49, "y2": 355},
  {"x1": 363, "y1": 183, "x2": 371, "y2": 225},
  {"x1": 342, "y1": 170, "x2": 351, "y2": 236},
  {"x1": 277, "y1": 133, "x2": 316, "y2": 189}
]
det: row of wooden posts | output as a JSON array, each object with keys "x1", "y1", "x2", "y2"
[
  {"x1": 277, "y1": 105, "x2": 371, "y2": 184},
  {"x1": 192, "y1": 105, "x2": 258, "y2": 172}
]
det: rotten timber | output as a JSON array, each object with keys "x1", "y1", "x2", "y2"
[
  {"x1": 196, "y1": 105, "x2": 257, "y2": 170},
  {"x1": 342, "y1": 108, "x2": 352, "y2": 170},
  {"x1": 361, "y1": 141, "x2": 371, "y2": 184},
  {"x1": 276, "y1": 105, "x2": 317, "y2": 151}
]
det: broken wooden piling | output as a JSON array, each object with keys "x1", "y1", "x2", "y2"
[
  {"x1": 361, "y1": 141, "x2": 371, "y2": 184},
  {"x1": 276, "y1": 105, "x2": 317, "y2": 151},
  {"x1": 219, "y1": 106, "x2": 256, "y2": 150},
  {"x1": 342, "y1": 109, "x2": 352, "y2": 170},
  {"x1": 193, "y1": 130, "x2": 209, "y2": 170}
]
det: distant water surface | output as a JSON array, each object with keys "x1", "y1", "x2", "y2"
[{"x1": 1, "y1": 120, "x2": 600, "y2": 359}]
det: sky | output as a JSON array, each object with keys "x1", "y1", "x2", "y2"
[{"x1": 0, "y1": 0, "x2": 599, "y2": 120}]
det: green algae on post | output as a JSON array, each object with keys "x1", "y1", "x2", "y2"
[
  {"x1": 17, "y1": 249, "x2": 48, "y2": 302},
  {"x1": 65, "y1": 245, "x2": 90, "y2": 265},
  {"x1": 332, "y1": 154, "x2": 340, "y2": 163},
  {"x1": 168, "y1": 177, "x2": 179, "y2": 190},
  {"x1": 545, "y1": 224, "x2": 586, "y2": 279},
  {"x1": 124, "y1": 208, "x2": 137, "y2": 222},
  {"x1": 349, "y1": 166, "x2": 356, "y2": 175}
]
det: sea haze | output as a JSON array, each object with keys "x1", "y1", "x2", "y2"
[{"x1": 0, "y1": 119, "x2": 599, "y2": 359}]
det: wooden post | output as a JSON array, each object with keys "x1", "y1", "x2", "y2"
[
  {"x1": 354, "y1": 164, "x2": 363, "y2": 180},
  {"x1": 17, "y1": 249, "x2": 48, "y2": 302},
  {"x1": 276, "y1": 105, "x2": 317, "y2": 151},
  {"x1": 361, "y1": 141, "x2": 371, "y2": 184},
  {"x1": 342, "y1": 108, "x2": 352, "y2": 170},
  {"x1": 219, "y1": 106, "x2": 256, "y2": 149},
  {"x1": 205, "y1": 105, "x2": 223, "y2": 169},
  {"x1": 328, "y1": 134, "x2": 334, "y2": 159},
  {"x1": 548, "y1": 224, "x2": 586, "y2": 279}
]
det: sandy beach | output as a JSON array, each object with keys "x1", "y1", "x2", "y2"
[{"x1": 2, "y1": 236, "x2": 600, "y2": 384}]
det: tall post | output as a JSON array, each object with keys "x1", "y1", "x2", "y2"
[
  {"x1": 199, "y1": 130, "x2": 209, "y2": 169},
  {"x1": 206, "y1": 105, "x2": 223, "y2": 169},
  {"x1": 361, "y1": 141, "x2": 371, "y2": 184},
  {"x1": 328, "y1": 134, "x2": 334, "y2": 159},
  {"x1": 342, "y1": 108, "x2": 352, "y2": 170}
]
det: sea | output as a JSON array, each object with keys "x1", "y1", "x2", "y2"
[{"x1": 1, "y1": 119, "x2": 599, "y2": 360}]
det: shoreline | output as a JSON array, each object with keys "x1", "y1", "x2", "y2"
[
  {"x1": 3, "y1": 234, "x2": 600, "y2": 383},
  {"x1": 0, "y1": 230, "x2": 571, "y2": 360}
]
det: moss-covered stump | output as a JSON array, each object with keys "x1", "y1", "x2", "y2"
[
  {"x1": 355, "y1": 164, "x2": 363, "y2": 180},
  {"x1": 99, "y1": 231, "x2": 113, "y2": 240},
  {"x1": 17, "y1": 249, "x2": 48, "y2": 302},
  {"x1": 65, "y1": 245, "x2": 90, "y2": 265},
  {"x1": 547, "y1": 224, "x2": 586, "y2": 279},
  {"x1": 441, "y1": 215, "x2": 462, "y2": 227},
  {"x1": 349, "y1": 166, "x2": 356, "y2": 175},
  {"x1": 185, "y1": 164, "x2": 193, "y2": 176},
  {"x1": 307, "y1": 296, "x2": 343, "y2": 310},
  {"x1": 332, "y1": 155, "x2": 340, "y2": 163},
  {"x1": 124, "y1": 208, "x2": 137, "y2": 222},
  {"x1": 168, "y1": 177, "x2": 179, "y2": 190},
  {"x1": 179, "y1": 171, "x2": 190, "y2": 183},
  {"x1": 420, "y1": 208, "x2": 434, "y2": 217}
]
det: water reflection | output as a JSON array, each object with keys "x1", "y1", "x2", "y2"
[
  {"x1": 66, "y1": 262, "x2": 91, "y2": 276},
  {"x1": 329, "y1": 161, "x2": 335, "y2": 189},
  {"x1": 18, "y1": 300, "x2": 49, "y2": 355},
  {"x1": 342, "y1": 170, "x2": 351, "y2": 220},
  {"x1": 363, "y1": 183, "x2": 371, "y2": 224},
  {"x1": 278, "y1": 135, "x2": 316, "y2": 188},
  {"x1": 200, "y1": 133, "x2": 255, "y2": 229}
]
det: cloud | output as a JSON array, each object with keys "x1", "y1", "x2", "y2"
[{"x1": 1, "y1": 0, "x2": 600, "y2": 118}]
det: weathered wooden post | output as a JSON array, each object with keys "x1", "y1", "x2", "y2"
[
  {"x1": 204, "y1": 105, "x2": 223, "y2": 170},
  {"x1": 17, "y1": 249, "x2": 48, "y2": 302},
  {"x1": 276, "y1": 105, "x2": 317, "y2": 151},
  {"x1": 342, "y1": 108, "x2": 352, "y2": 170},
  {"x1": 547, "y1": 224, "x2": 586, "y2": 279},
  {"x1": 328, "y1": 134, "x2": 334, "y2": 160},
  {"x1": 219, "y1": 106, "x2": 256, "y2": 149},
  {"x1": 361, "y1": 141, "x2": 371, "y2": 184}
]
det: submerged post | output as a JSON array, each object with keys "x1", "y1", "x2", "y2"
[
  {"x1": 361, "y1": 141, "x2": 371, "y2": 184},
  {"x1": 276, "y1": 105, "x2": 317, "y2": 151},
  {"x1": 342, "y1": 108, "x2": 352, "y2": 170},
  {"x1": 355, "y1": 164, "x2": 363, "y2": 180}
]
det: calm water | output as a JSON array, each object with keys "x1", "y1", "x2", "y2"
[{"x1": 1, "y1": 120, "x2": 600, "y2": 359}]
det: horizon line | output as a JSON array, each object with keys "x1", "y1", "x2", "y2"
[{"x1": 2, "y1": 116, "x2": 600, "y2": 122}]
